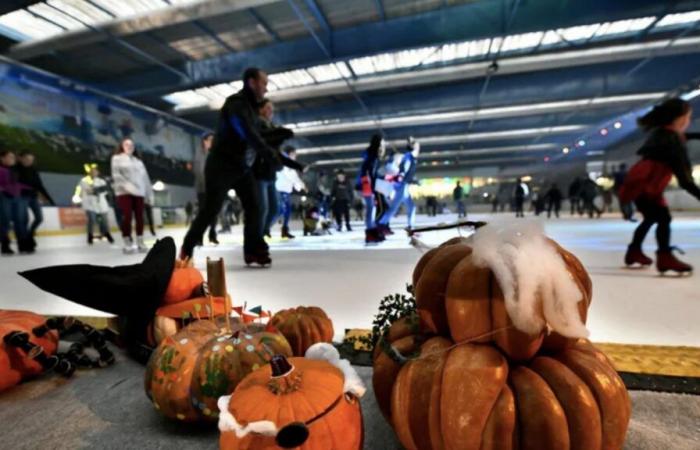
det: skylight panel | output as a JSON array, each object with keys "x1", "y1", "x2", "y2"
[
  {"x1": 163, "y1": 90, "x2": 209, "y2": 111},
  {"x1": 306, "y1": 62, "x2": 349, "y2": 83},
  {"x1": 268, "y1": 69, "x2": 315, "y2": 89},
  {"x1": 655, "y1": 10, "x2": 700, "y2": 28},
  {"x1": 467, "y1": 38, "x2": 491, "y2": 57},
  {"x1": 28, "y1": 3, "x2": 85, "y2": 30},
  {"x1": 0, "y1": 10, "x2": 64, "y2": 40},
  {"x1": 372, "y1": 53, "x2": 396, "y2": 72},
  {"x1": 558, "y1": 24, "x2": 600, "y2": 41},
  {"x1": 500, "y1": 31, "x2": 544, "y2": 52},
  {"x1": 47, "y1": 0, "x2": 114, "y2": 24},
  {"x1": 540, "y1": 30, "x2": 562, "y2": 46},
  {"x1": 348, "y1": 56, "x2": 375, "y2": 76},
  {"x1": 489, "y1": 37, "x2": 503, "y2": 54},
  {"x1": 593, "y1": 17, "x2": 656, "y2": 37},
  {"x1": 90, "y1": 0, "x2": 169, "y2": 17}
]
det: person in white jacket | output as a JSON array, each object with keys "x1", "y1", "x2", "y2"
[
  {"x1": 110, "y1": 138, "x2": 151, "y2": 253},
  {"x1": 75, "y1": 164, "x2": 114, "y2": 245},
  {"x1": 275, "y1": 147, "x2": 305, "y2": 239}
]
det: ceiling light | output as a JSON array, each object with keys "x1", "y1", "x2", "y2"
[
  {"x1": 613, "y1": 121, "x2": 622, "y2": 129},
  {"x1": 600, "y1": 128, "x2": 608, "y2": 136},
  {"x1": 562, "y1": 147, "x2": 570, "y2": 154},
  {"x1": 577, "y1": 139, "x2": 586, "y2": 147}
]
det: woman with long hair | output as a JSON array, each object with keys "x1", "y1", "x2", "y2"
[
  {"x1": 356, "y1": 134, "x2": 386, "y2": 243},
  {"x1": 111, "y1": 138, "x2": 151, "y2": 254},
  {"x1": 620, "y1": 97, "x2": 700, "y2": 274}
]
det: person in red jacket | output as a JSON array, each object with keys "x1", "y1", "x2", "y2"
[{"x1": 620, "y1": 98, "x2": 700, "y2": 274}]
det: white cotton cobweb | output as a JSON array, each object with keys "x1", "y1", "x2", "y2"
[{"x1": 470, "y1": 221, "x2": 589, "y2": 339}]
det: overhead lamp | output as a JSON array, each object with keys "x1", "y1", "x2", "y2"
[
  {"x1": 562, "y1": 147, "x2": 570, "y2": 154},
  {"x1": 600, "y1": 128, "x2": 609, "y2": 136},
  {"x1": 613, "y1": 121, "x2": 623, "y2": 129},
  {"x1": 577, "y1": 139, "x2": 586, "y2": 147},
  {"x1": 152, "y1": 180, "x2": 166, "y2": 192}
]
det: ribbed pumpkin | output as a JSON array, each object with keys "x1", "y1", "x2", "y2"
[
  {"x1": 0, "y1": 310, "x2": 59, "y2": 391},
  {"x1": 374, "y1": 233, "x2": 630, "y2": 450},
  {"x1": 376, "y1": 335, "x2": 630, "y2": 450},
  {"x1": 413, "y1": 238, "x2": 592, "y2": 361},
  {"x1": 144, "y1": 318, "x2": 292, "y2": 422},
  {"x1": 269, "y1": 307, "x2": 334, "y2": 356},
  {"x1": 218, "y1": 353, "x2": 364, "y2": 450}
]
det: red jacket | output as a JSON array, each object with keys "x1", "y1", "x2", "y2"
[{"x1": 618, "y1": 129, "x2": 700, "y2": 206}]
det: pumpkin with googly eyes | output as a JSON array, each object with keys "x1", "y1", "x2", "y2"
[
  {"x1": 144, "y1": 319, "x2": 292, "y2": 422},
  {"x1": 218, "y1": 343, "x2": 366, "y2": 450}
]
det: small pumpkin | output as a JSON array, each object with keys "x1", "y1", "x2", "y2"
[
  {"x1": 218, "y1": 344, "x2": 365, "y2": 450},
  {"x1": 146, "y1": 296, "x2": 227, "y2": 347},
  {"x1": 269, "y1": 307, "x2": 334, "y2": 356},
  {"x1": 162, "y1": 266, "x2": 205, "y2": 305},
  {"x1": 0, "y1": 310, "x2": 59, "y2": 392},
  {"x1": 144, "y1": 318, "x2": 292, "y2": 422}
]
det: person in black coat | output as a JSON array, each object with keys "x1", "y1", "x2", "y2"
[
  {"x1": 620, "y1": 98, "x2": 700, "y2": 273},
  {"x1": 580, "y1": 177, "x2": 602, "y2": 219},
  {"x1": 181, "y1": 67, "x2": 281, "y2": 267},
  {"x1": 545, "y1": 183, "x2": 563, "y2": 218},
  {"x1": 514, "y1": 178, "x2": 526, "y2": 218},
  {"x1": 331, "y1": 170, "x2": 354, "y2": 232},
  {"x1": 568, "y1": 177, "x2": 582, "y2": 215},
  {"x1": 16, "y1": 151, "x2": 55, "y2": 248}
]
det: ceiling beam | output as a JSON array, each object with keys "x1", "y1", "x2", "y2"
[
  {"x1": 286, "y1": 92, "x2": 664, "y2": 136},
  {"x1": 296, "y1": 125, "x2": 586, "y2": 155},
  {"x1": 248, "y1": 8, "x2": 281, "y2": 42},
  {"x1": 168, "y1": 36, "x2": 700, "y2": 112},
  {"x1": 8, "y1": 0, "x2": 279, "y2": 60},
  {"x1": 91, "y1": 0, "x2": 698, "y2": 98},
  {"x1": 303, "y1": 0, "x2": 330, "y2": 33}
]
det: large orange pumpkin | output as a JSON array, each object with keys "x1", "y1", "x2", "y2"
[
  {"x1": 413, "y1": 237, "x2": 592, "y2": 361},
  {"x1": 269, "y1": 306, "x2": 334, "y2": 356},
  {"x1": 0, "y1": 310, "x2": 59, "y2": 392},
  {"x1": 145, "y1": 318, "x2": 292, "y2": 422},
  {"x1": 218, "y1": 346, "x2": 364, "y2": 450},
  {"x1": 378, "y1": 335, "x2": 630, "y2": 450},
  {"x1": 374, "y1": 233, "x2": 630, "y2": 450}
]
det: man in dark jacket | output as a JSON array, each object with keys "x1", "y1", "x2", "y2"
[
  {"x1": 331, "y1": 170, "x2": 354, "y2": 232},
  {"x1": 17, "y1": 151, "x2": 55, "y2": 248},
  {"x1": 453, "y1": 181, "x2": 466, "y2": 218},
  {"x1": 181, "y1": 67, "x2": 281, "y2": 266}
]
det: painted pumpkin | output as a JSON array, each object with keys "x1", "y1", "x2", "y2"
[
  {"x1": 269, "y1": 306, "x2": 334, "y2": 356},
  {"x1": 0, "y1": 310, "x2": 59, "y2": 392},
  {"x1": 146, "y1": 296, "x2": 227, "y2": 347},
  {"x1": 379, "y1": 336, "x2": 630, "y2": 450},
  {"x1": 144, "y1": 318, "x2": 292, "y2": 422},
  {"x1": 413, "y1": 237, "x2": 592, "y2": 361},
  {"x1": 218, "y1": 344, "x2": 365, "y2": 450}
]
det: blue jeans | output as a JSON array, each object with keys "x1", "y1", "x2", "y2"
[
  {"x1": 379, "y1": 183, "x2": 415, "y2": 228},
  {"x1": 0, "y1": 195, "x2": 28, "y2": 242},
  {"x1": 26, "y1": 195, "x2": 43, "y2": 235},
  {"x1": 86, "y1": 210, "x2": 110, "y2": 237},
  {"x1": 278, "y1": 192, "x2": 292, "y2": 228},
  {"x1": 258, "y1": 179, "x2": 278, "y2": 236},
  {"x1": 364, "y1": 195, "x2": 375, "y2": 229}
]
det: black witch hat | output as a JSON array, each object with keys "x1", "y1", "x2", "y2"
[{"x1": 19, "y1": 237, "x2": 177, "y2": 363}]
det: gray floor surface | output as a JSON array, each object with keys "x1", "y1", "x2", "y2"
[{"x1": 0, "y1": 349, "x2": 698, "y2": 449}]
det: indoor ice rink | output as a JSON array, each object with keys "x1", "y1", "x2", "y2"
[{"x1": 0, "y1": 1, "x2": 699, "y2": 449}]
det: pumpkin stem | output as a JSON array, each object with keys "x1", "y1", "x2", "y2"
[{"x1": 270, "y1": 355, "x2": 294, "y2": 378}]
